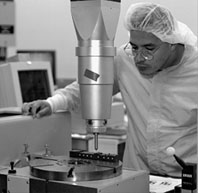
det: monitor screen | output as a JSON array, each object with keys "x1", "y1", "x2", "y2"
[
  {"x1": 0, "y1": 61, "x2": 54, "y2": 108},
  {"x1": 17, "y1": 50, "x2": 56, "y2": 85},
  {"x1": 18, "y1": 70, "x2": 51, "y2": 102}
]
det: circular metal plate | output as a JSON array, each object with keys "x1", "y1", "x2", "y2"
[{"x1": 30, "y1": 156, "x2": 122, "y2": 182}]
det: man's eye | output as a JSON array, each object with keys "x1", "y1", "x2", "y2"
[
  {"x1": 145, "y1": 47, "x2": 155, "y2": 51},
  {"x1": 132, "y1": 46, "x2": 138, "y2": 51}
]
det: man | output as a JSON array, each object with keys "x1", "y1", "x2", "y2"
[{"x1": 22, "y1": 2, "x2": 198, "y2": 177}]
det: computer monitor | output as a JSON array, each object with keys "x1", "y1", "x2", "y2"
[
  {"x1": 0, "y1": 61, "x2": 54, "y2": 108},
  {"x1": 17, "y1": 50, "x2": 56, "y2": 85}
]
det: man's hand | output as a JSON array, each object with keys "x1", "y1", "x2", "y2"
[{"x1": 22, "y1": 100, "x2": 52, "y2": 118}]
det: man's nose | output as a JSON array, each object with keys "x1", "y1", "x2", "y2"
[{"x1": 134, "y1": 51, "x2": 146, "y2": 63}]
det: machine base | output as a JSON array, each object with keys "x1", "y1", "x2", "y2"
[{"x1": 0, "y1": 166, "x2": 149, "y2": 193}]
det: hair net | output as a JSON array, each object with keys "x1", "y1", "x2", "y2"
[{"x1": 124, "y1": 2, "x2": 197, "y2": 47}]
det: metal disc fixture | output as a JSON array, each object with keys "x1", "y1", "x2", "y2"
[{"x1": 30, "y1": 151, "x2": 122, "y2": 182}]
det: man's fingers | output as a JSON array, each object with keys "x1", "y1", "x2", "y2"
[{"x1": 36, "y1": 107, "x2": 50, "y2": 118}]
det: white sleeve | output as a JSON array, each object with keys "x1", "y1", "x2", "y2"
[
  {"x1": 46, "y1": 81, "x2": 81, "y2": 113},
  {"x1": 46, "y1": 93, "x2": 68, "y2": 112}
]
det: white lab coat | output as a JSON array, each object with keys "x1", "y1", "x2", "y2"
[
  {"x1": 47, "y1": 43, "x2": 198, "y2": 177},
  {"x1": 114, "y1": 44, "x2": 198, "y2": 177}
]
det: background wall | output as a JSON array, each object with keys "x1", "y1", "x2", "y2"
[{"x1": 9, "y1": 0, "x2": 197, "y2": 81}]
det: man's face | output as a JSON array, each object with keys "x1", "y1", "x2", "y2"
[{"x1": 130, "y1": 30, "x2": 172, "y2": 78}]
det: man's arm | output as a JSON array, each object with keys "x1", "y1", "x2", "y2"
[{"x1": 22, "y1": 81, "x2": 81, "y2": 118}]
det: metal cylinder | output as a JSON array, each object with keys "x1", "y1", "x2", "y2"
[{"x1": 71, "y1": 0, "x2": 121, "y2": 149}]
